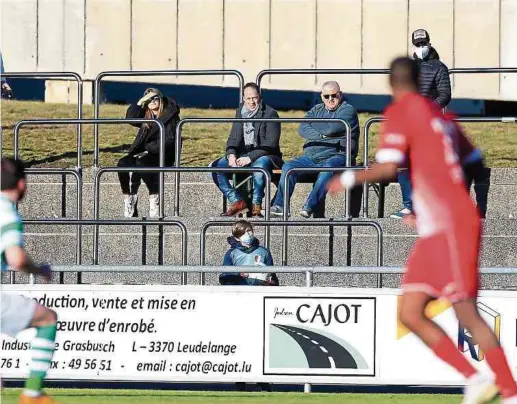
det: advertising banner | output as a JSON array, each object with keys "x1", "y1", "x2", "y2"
[
  {"x1": 1, "y1": 285, "x2": 515, "y2": 385},
  {"x1": 263, "y1": 296, "x2": 376, "y2": 377},
  {"x1": 377, "y1": 293, "x2": 517, "y2": 385}
]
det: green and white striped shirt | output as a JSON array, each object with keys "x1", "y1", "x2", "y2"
[{"x1": 0, "y1": 194, "x2": 23, "y2": 272}]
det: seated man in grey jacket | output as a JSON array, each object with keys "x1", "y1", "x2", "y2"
[
  {"x1": 269, "y1": 81, "x2": 360, "y2": 218},
  {"x1": 210, "y1": 83, "x2": 282, "y2": 217}
]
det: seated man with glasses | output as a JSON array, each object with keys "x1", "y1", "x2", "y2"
[
  {"x1": 210, "y1": 82, "x2": 282, "y2": 217},
  {"x1": 269, "y1": 81, "x2": 360, "y2": 218}
]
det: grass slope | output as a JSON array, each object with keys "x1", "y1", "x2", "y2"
[{"x1": 1, "y1": 100, "x2": 516, "y2": 168}]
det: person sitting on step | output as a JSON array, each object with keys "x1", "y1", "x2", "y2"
[
  {"x1": 209, "y1": 82, "x2": 282, "y2": 217},
  {"x1": 269, "y1": 81, "x2": 360, "y2": 218},
  {"x1": 118, "y1": 88, "x2": 180, "y2": 219}
]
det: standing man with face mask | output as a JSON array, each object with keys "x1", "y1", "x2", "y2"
[{"x1": 391, "y1": 29, "x2": 452, "y2": 219}]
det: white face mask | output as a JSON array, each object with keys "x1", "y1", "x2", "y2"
[
  {"x1": 239, "y1": 231, "x2": 254, "y2": 245},
  {"x1": 414, "y1": 45, "x2": 430, "y2": 60}
]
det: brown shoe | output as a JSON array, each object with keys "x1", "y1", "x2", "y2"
[
  {"x1": 221, "y1": 200, "x2": 249, "y2": 217},
  {"x1": 252, "y1": 204, "x2": 263, "y2": 218}
]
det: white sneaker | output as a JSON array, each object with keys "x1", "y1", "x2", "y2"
[
  {"x1": 124, "y1": 194, "x2": 138, "y2": 218},
  {"x1": 462, "y1": 373, "x2": 499, "y2": 404},
  {"x1": 149, "y1": 194, "x2": 160, "y2": 218}
]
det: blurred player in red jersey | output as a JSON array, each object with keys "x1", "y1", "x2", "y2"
[{"x1": 328, "y1": 57, "x2": 517, "y2": 404}]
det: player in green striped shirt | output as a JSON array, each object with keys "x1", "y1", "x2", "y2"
[{"x1": 1, "y1": 158, "x2": 58, "y2": 404}]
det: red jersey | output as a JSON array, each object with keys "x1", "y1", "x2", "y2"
[{"x1": 376, "y1": 93, "x2": 479, "y2": 236}]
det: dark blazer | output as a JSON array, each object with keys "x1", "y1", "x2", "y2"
[
  {"x1": 225, "y1": 101, "x2": 283, "y2": 168},
  {"x1": 126, "y1": 97, "x2": 180, "y2": 165}
]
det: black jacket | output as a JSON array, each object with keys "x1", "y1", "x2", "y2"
[
  {"x1": 414, "y1": 47, "x2": 451, "y2": 108},
  {"x1": 225, "y1": 102, "x2": 283, "y2": 168},
  {"x1": 126, "y1": 97, "x2": 180, "y2": 165}
]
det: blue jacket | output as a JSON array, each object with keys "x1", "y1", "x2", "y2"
[
  {"x1": 220, "y1": 237, "x2": 277, "y2": 285},
  {"x1": 298, "y1": 100, "x2": 359, "y2": 163}
]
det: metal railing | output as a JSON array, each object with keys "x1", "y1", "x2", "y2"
[
  {"x1": 256, "y1": 67, "x2": 517, "y2": 89},
  {"x1": 363, "y1": 116, "x2": 517, "y2": 217},
  {"x1": 174, "y1": 118, "x2": 352, "y2": 216},
  {"x1": 282, "y1": 166, "x2": 359, "y2": 221},
  {"x1": 449, "y1": 67, "x2": 517, "y2": 74},
  {"x1": 14, "y1": 117, "x2": 165, "y2": 174},
  {"x1": 18, "y1": 219, "x2": 188, "y2": 285},
  {"x1": 94, "y1": 167, "x2": 271, "y2": 218},
  {"x1": 255, "y1": 68, "x2": 391, "y2": 88},
  {"x1": 23, "y1": 168, "x2": 82, "y2": 219},
  {"x1": 0, "y1": 72, "x2": 84, "y2": 166},
  {"x1": 19, "y1": 169, "x2": 83, "y2": 285},
  {"x1": 92, "y1": 167, "x2": 271, "y2": 281},
  {"x1": 14, "y1": 118, "x2": 165, "y2": 218},
  {"x1": 22, "y1": 265, "x2": 515, "y2": 276},
  {"x1": 200, "y1": 220, "x2": 384, "y2": 286},
  {"x1": 93, "y1": 69, "x2": 245, "y2": 167},
  {"x1": 10, "y1": 264, "x2": 515, "y2": 289}
]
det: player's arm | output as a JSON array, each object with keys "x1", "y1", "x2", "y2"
[
  {"x1": 328, "y1": 115, "x2": 408, "y2": 193},
  {"x1": 2, "y1": 221, "x2": 52, "y2": 280},
  {"x1": 4, "y1": 246, "x2": 51, "y2": 280}
]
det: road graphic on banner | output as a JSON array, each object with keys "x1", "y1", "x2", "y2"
[
  {"x1": 263, "y1": 296, "x2": 376, "y2": 376},
  {"x1": 272, "y1": 324, "x2": 357, "y2": 369}
]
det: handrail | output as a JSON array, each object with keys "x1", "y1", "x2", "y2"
[
  {"x1": 21, "y1": 265, "x2": 515, "y2": 275},
  {"x1": 362, "y1": 116, "x2": 517, "y2": 217},
  {"x1": 93, "y1": 69, "x2": 245, "y2": 167},
  {"x1": 1, "y1": 72, "x2": 83, "y2": 166},
  {"x1": 22, "y1": 219, "x2": 188, "y2": 284},
  {"x1": 200, "y1": 220, "x2": 383, "y2": 286},
  {"x1": 174, "y1": 117, "x2": 352, "y2": 217},
  {"x1": 449, "y1": 68, "x2": 517, "y2": 74}
]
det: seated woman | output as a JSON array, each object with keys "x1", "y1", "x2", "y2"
[{"x1": 118, "y1": 88, "x2": 180, "y2": 218}]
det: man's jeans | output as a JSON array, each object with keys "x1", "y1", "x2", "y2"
[
  {"x1": 211, "y1": 156, "x2": 274, "y2": 205},
  {"x1": 273, "y1": 154, "x2": 346, "y2": 212},
  {"x1": 398, "y1": 169, "x2": 413, "y2": 211}
]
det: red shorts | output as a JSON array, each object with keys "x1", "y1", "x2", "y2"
[{"x1": 402, "y1": 224, "x2": 481, "y2": 302}]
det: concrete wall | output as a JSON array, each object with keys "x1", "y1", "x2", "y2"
[{"x1": 1, "y1": 0, "x2": 516, "y2": 101}]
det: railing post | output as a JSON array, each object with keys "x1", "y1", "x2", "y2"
[{"x1": 305, "y1": 270, "x2": 313, "y2": 288}]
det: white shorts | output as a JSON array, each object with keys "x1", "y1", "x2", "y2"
[{"x1": 1, "y1": 292, "x2": 36, "y2": 337}]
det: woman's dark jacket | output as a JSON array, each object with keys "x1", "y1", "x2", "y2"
[{"x1": 126, "y1": 97, "x2": 180, "y2": 165}]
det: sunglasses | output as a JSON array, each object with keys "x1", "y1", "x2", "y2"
[
  {"x1": 323, "y1": 93, "x2": 340, "y2": 100},
  {"x1": 415, "y1": 42, "x2": 429, "y2": 47},
  {"x1": 149, "y1": 95, "x2": 161, "y2": 103}
]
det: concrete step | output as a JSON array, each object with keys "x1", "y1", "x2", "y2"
[{"x1": 18, "y1": 176, "x2": 517, "y2": 220}]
